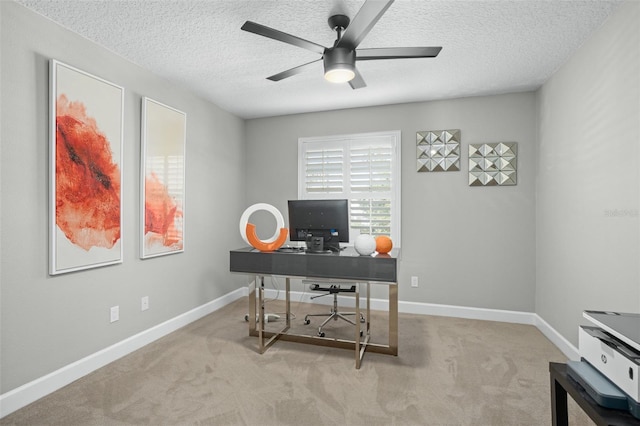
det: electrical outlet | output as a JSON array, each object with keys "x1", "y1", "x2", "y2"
[
  {"x1": 141, "y1": 296, "x2": 149, "y2": 311},
  {"x1": 411, "y1": 276, "x2": 419, "y2": 288},
  {"x1": 110, "y1": 306, "x2": 119, "y2": 323}
]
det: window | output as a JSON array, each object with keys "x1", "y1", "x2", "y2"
[{"x1": 298, "y1": 131, "x2": 401, "y2": 246}]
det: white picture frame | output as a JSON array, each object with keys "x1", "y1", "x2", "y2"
[
  {"x1": 49, "y1": 60, "x2": 124, "y2": 275},
  {"x1": 140, "y1": 97, "x2": 186, "y2": 259}
]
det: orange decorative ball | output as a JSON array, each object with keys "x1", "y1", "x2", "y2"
[{"x1": 375, "y1": 236, "x2": 393, "y2": 254}]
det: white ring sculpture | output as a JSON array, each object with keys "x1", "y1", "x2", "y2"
[{"x1": 239, "y1": 203, "x2": 285, "y2": 245}]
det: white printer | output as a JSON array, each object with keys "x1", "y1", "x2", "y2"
[{"x1": 579, "y1": 310, "x2": 640, "y2": 404}]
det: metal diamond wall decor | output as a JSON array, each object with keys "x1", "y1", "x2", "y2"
[
  {"x1": 468, "y1": 142, "x2": 518, "y2": 186},
  {"x1": 417, "y1": 129, "x2": 460, "y2": 172}
]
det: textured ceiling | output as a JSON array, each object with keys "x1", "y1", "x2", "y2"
[{"x1": 17, "y1": 0, "x2": 621, "y2": 119}]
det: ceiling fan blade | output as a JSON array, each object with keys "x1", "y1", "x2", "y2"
[
  {"x1": 241, "y1": 21, "x2": 326, "y2": 55},
  {"x1": 357, "y1": 46, "x2": 442, "y2": 60},
  {"x1": 337, "y1": 0, "x2": 395, "y2": 50},
  {"x1": 349, "y1": 69, "x2": 367, "y2": 89},
  {"x1": 267, "y1": 59, "x2": 322, "y2": 81}
]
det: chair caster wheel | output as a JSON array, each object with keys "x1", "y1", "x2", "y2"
[
  {"x1": 318, "y1": 331, "x2": 325, "y2": 337},
  {"x1": 304, "y1": 319, "x2": 310, "y2": 325}
]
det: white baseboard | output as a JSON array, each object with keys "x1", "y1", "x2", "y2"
[
  {"x1": 0, "y1": 288, "x2": 246, "y2": 419},
  {"x1": 264, "y1": 287, "x2": 579, "y2": 358},
  {"x1": 1, "y1": 285, "x2": 578, "y2": 418},
  {"x1": 263, "y1": 288, "x2": 536, "y2": 324},
  {"x1": 398, "y1": 300, "x2": 537, "y2": 325},
  {"x1": 534, "y1": 314, "x2": 580, "y2": 361},
  {"x1": 397, "y1": 300, "x2": 579, "y2": 360}
]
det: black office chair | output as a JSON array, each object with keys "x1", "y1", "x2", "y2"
[{"x1": 303, "y1": 283, "x2": 365, "y2": 337}]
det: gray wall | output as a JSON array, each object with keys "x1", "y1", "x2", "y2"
[
  {"x1": 246, "y1": 93, "x2": 537, "y2": 311},
  {"x1": 245, "y1": 1, "x2": 640, "y2": 349},
  {"x1": 2, "y1": 0, "x2": 637, "y2": 401},
  {"x1": 0, "y1": 3, "x2": 247, "y2": 393},
  {"x1": 536, "y1": 1, "x2": 640, "y2": 345}
]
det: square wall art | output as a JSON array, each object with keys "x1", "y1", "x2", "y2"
[
  {"x1": 468, "y1": 142, "x2": 518, "y2": 186},
  {"x1": 417, "y1": 129, "x2": 460, "y2": 172}
]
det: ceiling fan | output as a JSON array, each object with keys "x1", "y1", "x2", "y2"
[{"x1": 241, "y1": 0, "x2": 442, "y2": 89}]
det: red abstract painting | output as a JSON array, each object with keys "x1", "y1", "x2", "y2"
[
  {"x1": 144, "y1": 172, "x2": 183, "y2": 249},
  {"x1": 50, "y1": 60, "x2": 123, "y2": 275},
  {"x1": 141, "y1": 98, "x2": 185, "y2": 258},
  {"x1": 55, "y1": 94, "x2": 121, "y2": 251}
]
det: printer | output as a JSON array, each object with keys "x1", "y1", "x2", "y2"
[{"x1": 571, "y1": 310, "x2": 640, "y2": 419}]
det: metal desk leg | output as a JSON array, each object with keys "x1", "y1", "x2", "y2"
[
  {"x1": 355, "y1": 284, "x2": 361, "y2": 368},
  {"x1": 256, "y1": 275, "x2": 290, "y2": 354},
  {"x1": 366, "y1": 282, "x2": 371, "y2": 337},
  {"x1": 355, "y1": 282, "x2": 372, "y2": 369},
  {"x1": 286, "y1": 277, "x2": 291, "y2": 328},
  {"x1": 248, "y1": 276, "x2": 395, "y2": 366},
  {"x1": 389, "y1": 284, "x2": 398, "y2": 355},
  {"x1": 248, "y1": 278, "x2": 257, "y2": 335},
  {"x1": 258, "y1": 276, "x2": 265, "y2": 353}
]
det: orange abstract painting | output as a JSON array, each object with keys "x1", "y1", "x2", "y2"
[
  {"x1": 50, "y1": 60, "x2": 124, "y2": 275},
  {"x1": 141, "y1": 98, "x2": 186, "y2": 258},
  {"x1": 55, "y1": 94, "x2": 121, "y2": 251}
]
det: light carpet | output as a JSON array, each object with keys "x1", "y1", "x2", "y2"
[{"x1": 1, "y1": 297, "x2": 593, "y2": 425}]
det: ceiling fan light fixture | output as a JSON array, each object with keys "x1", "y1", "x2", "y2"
[
  {"x1": 323, "y1": 47, "x2": 356, "y2": 84},
  {"x1": 324, "y1": 66, "x2": 355, "y2": 83}
]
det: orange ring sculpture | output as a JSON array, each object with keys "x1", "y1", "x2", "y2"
[{"x1": 246, "y1": 223, "x2": 288, "y2": 252}]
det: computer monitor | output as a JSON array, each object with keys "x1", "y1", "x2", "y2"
[{"x1": 288, "y1": 199, "x2": 349, "y2": 252}]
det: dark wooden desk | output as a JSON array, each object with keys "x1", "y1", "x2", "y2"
[
  {"x1": 549, "y1": 362, "x2": 640, "y2": 426},
  {"x1": 230, "y1": 247, "x2": 399, "y2": 368},
  {"x1": 230, "y1": 246, "x2": 398, "y2": 282}
]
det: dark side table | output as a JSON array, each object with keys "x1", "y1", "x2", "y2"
[{"x1": 550, "y1": 362, "x2": 640, "y2": 426}]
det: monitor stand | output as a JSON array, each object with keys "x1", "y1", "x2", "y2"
[
  {"x1": 305, "y1": 236, "x2": 337, "y2": 254},
  {"x1": 305, "y1": 248, "x2": 333, "y2": 254}
]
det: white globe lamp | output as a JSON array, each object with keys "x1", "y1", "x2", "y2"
[{"x1": 354, "y1": 234, "x2": 376, "y2": 256}]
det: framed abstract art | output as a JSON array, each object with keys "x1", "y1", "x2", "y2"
[
  {"x1": 140, "y1": 97, "x2": 186, "y2": 259},
  {"x1": 49, "y1": 60, "x2": 124, "y2": 275}
]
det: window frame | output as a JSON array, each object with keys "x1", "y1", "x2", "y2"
[{"x1": 297, "y1": 130, "x2": 401, "y2": 247}]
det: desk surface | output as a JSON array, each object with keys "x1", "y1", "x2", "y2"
[{"x1": 230, "y1": 246, "x2": 399, "y2": 282}]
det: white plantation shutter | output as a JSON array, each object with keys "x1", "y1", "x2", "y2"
[
  {"x1": 298, "y1": 131, "x2": 401, "y2": 245},
  {"x1": 304, "y1": 146, "x2": 344, "y2": 193}
]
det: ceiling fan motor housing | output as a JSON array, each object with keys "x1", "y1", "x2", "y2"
[{"x1": 323, "y1": 47, "x2": 356, "y2": 73}]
